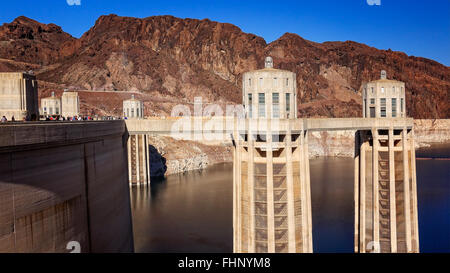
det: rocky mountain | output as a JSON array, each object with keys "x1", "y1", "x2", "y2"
[
  {"x1": 0, "y1": 14, "x2": 448, "y2": 118},
  {"x1": 0, "y1": 16, "x2": 76, "y2": 65}
]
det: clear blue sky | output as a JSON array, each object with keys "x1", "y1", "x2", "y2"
[{"x1": 1, "y1": 0, "x2": 449, "y2": 65}]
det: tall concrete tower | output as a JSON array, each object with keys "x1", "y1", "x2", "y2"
[
  {"x1": 355, "y1": 71, "x2": 419, "y2": 253},
  {"x1": 123, "y1": 95, "x2": 144, "y2": 119},
  {"x1": 0, "y1": 72, "x2": 39, "y2": 121},
  {"x1": 233, "y1": 57, "x2": 313, "y2": 253},
  {"x1": 41, "y1": 91, "x2": 61, "y2": 116},
  {"x1": 362, "y1": 71, "x2": 406, "y2": 118},
  {"x1": 61, "y1": 91, "x2": 80, "y2": 117}
]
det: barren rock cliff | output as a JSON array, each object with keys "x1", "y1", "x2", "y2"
[{"x1": 1, "y1": 14, "x2": 449, "y2": 118}]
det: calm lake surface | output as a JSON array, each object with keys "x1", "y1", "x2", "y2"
[{"x1": 131, "y1": 144, "x2": 450, "y2": 253}]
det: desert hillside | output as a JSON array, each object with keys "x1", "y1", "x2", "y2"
[{"x1": 1, "y1": 15, "x2": 449, "y2": 118}]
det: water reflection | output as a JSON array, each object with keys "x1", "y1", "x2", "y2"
[
  {"x1": 310, "y1": 157, "x2": 354, "y2": 253},
  {"x1": 131, "y1": 145, "x2": 450, "y2": 253},
  {"x1": 131, "y1": 164, "x2": 233, "y2": 253},
  {"x1": 416, "y1": 144, "x2": 450, "y2": 252}
]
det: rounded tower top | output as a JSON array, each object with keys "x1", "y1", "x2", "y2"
[
  {"x1": 242, "y1": 57, "x2": 297, "y2": 119},
  {"x1": 265, "y1": 56, "x2": 273, "y2": 68}
]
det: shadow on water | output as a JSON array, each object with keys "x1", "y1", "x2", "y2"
[
  {"x1": 148, "y1": 177, "x2": 167, "y2": 201},
  {"x1": 148, "y1": 144, "x2": 167, "y2": 178}
]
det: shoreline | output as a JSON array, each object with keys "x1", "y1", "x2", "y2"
[{"x1": 148, "y1": 119, "x2": 450, "y2": 177}]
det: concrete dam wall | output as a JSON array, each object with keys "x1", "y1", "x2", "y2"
[{"x1": 0, "y1": 121, "x2": 134, "y2": 253}]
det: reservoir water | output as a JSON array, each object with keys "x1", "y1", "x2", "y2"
[{"x1": 131, "y1": 144, "x2": 450, "y2": 253}]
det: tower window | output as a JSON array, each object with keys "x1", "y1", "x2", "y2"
[
  {"x1": 401, "y1": 98, "x2": 404, "y2": 113},
  {"x1": 370, "y1": 107, "x2": 375, "y2": 118},
  {"x1": 380, "y1": 98, "x2": 386, "y2": 117},
  {"x1": 364, "y1": 99, "x2": 367, "y2": 117},
  {"x1": 381, "y1": 87, "x2": 385, "y2": 93},
  {"x1": 249, "y1": 78, "x2": 251, "y2": 86},
  {"x1": 272, "y1": 93, "x2": 279, "y2": 104},
  {"x1": 248, "y1": 93, "x2": 253, "y2": 118},
  {"x1": 258, "y1": 93, "x2": 265, "y2": 118},
  {"x1": 286, "y1": 78, "x2": 289, "y2": 86},
  {"x1": 285, "y1": 93, "x2": 291, "y2": 113},
  {"x1": 272, "y1": 93, "x2": 279, "y2": 118},
  {"x1": 392, "y1": 98, "x2": 397, "y2": 117}
]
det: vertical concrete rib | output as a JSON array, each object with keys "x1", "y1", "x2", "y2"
[
  {"x1": 359, "y1": 136, "x2": 367, "y2": 252},
  {"x1": 354, "y1": 131, "x2": 360, "y2": 253},
  {"x1": 232, "y1": 127, "x2": 238, "y2": 253},
  {"x1": 410, "y1": 129, "x2": 419, "y2": 252},
  {"x1": 388, "y1": 128, "x2": 397, "y2": 252},
  {"x1": 285, "y1": 121, "x2": 296, "y2": 252},
  {"x1": 266, "y1": 121, "x2": 275, "y2": 253},
  {"x1": 142, "y1": 134, "x2": 148, "y2": 185},
  {"x1": 372, "y1": 128, "x2": 380, "y2": 249},
  {"x1": 145, "y1": 134, "x2": 151, "y2": 184},
  {"x1": 299, "y1": 129, "x2": 308, "y2": 253},
  {"x1": 236, "y1": 119, "x2": 242, "y2": 252},
  {"x1": 402, "y1": 128, "x2": 412, "y2": 252},
  {"x1": 248, "y1": 125, "x2": 255, "y2": 252},
  {"x1": 20, "y1": 79, "x2": 24, "y2": 110},
  {"x1": 304, "y1": 131, "x2": 312, "y2": 252},
  {"x1": 135, "y1": 134, "x2": 140, "y2": 185},
  {"x1": 127, "y1": 135, "x2": 132, "y2": 185}
]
